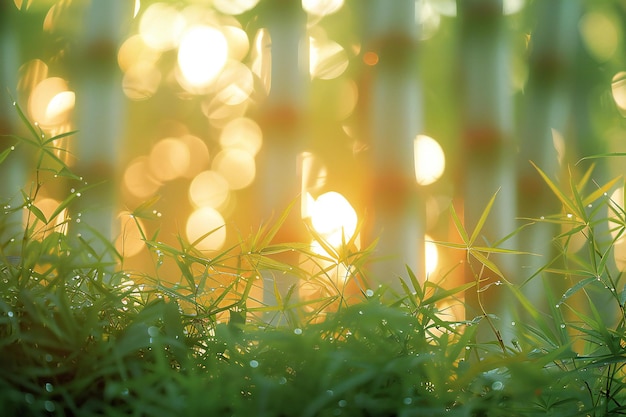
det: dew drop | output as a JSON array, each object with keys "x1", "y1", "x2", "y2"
[
  {"x1": 403, "y1": 397, "x2": 413, "y2": 405},
  {"x1": 365, "y1": 289, "x2": 374, "y2": 297},
  {"x1": 45, "y1": 382, "x2": 53, "y2": 392},
  {"x1": 7, "y1": 311, "x2": 13, "y2": 318},
  {"x1": 338, "y1": 400, "x2": 347, "y2": 407},
  {"x1": 491, "y1": 381, "x2": 504, "y2": 391},
  {"x1": 44, "y1": 401, "x2": 55, "y2": 412},
  {"x1": 294, "y1": 328, "x2": 302, "y2": 335},
  {"x1": 147, "y1": 326, "x2": 159, "y2": 337},
  {"x1": 249, "y1": 360, "x2": 259, "y2": 368}
]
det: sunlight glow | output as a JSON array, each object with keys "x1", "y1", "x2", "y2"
[
  {"x1": 123, "y1": 157, "x2": 161, "y2": 199},
  {"x1": 250, "y1": 29, "x2": 272, "y2": 95},
  {"x1": 309, "y1": 35, "x2": 349, "y2": 80},
  {"x1": 302, "y1": 0, "x2": 344, "y2": 16},
  {"x1": 220, "y1": 117, "x2": 263, "y2": 156},
  {"x1": 425, "y1": 234, "x2": 438, "y2": 276},
  {"x1": 414, "y1": 135, "x2": 445, "y2": 186},
  {"x1": 180, "y1": 135, "x2": 211, "y2": 178},
  {"x1": 612, "y1": 72, "x2": 626, "y2": 117},
  {"x1": 308, "y1": 192, "x2": 357, "y2": 248},
  {"x1": 213, "y1": 0, "x2": 260, "y2": 15},
  {"x1": 212, "y1": 61, "x2": 254, "y2": 105},
  {"x1": 116, "y1": 211, "x2": 146, "y2": 258},
  {"x1": 212, "y1": 149, "x2": 256, "y2": 190},
  {"x1": 149, "y1": 138, "x2": 190, "y2": 182},
  {"x1": 579, "y1": 11, "x2": 620, "y2": 62},
  {"x1": 139, "y1": 3, "x2": 185, "y2": 51},
  {"x1": 28, "y1": 77, "x2": 74, "y2": 128},
  {"x1": 186, "y1": 207, "x2": 226, "y2": 251},
  {"x1": 177, "y1": 25, "x2": 228, "y2": 91},
  {"x1": 189, "y1": 170, "x2": 230, "y2": 209}
]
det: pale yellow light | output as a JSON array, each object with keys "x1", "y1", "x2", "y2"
[
  {"x1": 45, "y1": 91, "x2": 75, "y2": 124},
  {"x1": 579, "y1": 11, "x2": 620, "y2": 62},
  {"x1": 212, "y1": 61, "x2": 254, "y2": 105},
  {"x1": 189, "y1": 170, "x2": 230, "y2": 209},
  {"x1": 425, "y1": 234, "x2": 438, "y2": 276},
  {"x1": 250, "y1": 28, "x2": 271, "y2": 95},
  {"x1": 134, "y1": 0, "x2": 141, "y2": 18},
  {"x1": 220, "y1": 117, "x2": 262, "y2": 156},
  {"x1": 149, "y1": 138, "x2": 190, "y2": 182},
  {"x1": 180, "y1": 134, "x2": 211, "y2": 178},
  {"x1": 116, "y1": 211, "x2": 146, "y2": 258},
  {"x1": 414, "y1": 134, "x2": 445, "y2": 186},
  {"x1": 28, "y1": 77, "x2": 74, "y2": 128},
  {"x1": 213, "y1": 0, "x2": 260, "y2": 15},
  {"x1": 186, "y1": 207, "x2": 227, "y2": 251},
  {"x1": 612, "y1": 72, "x2": 626, "y2": 116},
  {"x1": 123, "y1": 156, "x2": 161, "y2": 199},
  {"x1": 309, "y1": 191, "x2": 357, "y2": 248},
  {"x1": 302, "y1": 0, "x2": 344, "y2": 16},
  {"x1": 212, "y1": 149, "x2": 256, "y2": 190},
  {"x1": 177, "y1": 25, "x2": 228, "y2": 90},
  {"x1": 309, "y1": 36, "x2": 349, "y2": 80},
  {"x1": 139, "y1": 2, "x2": 186, "y2": 51}
]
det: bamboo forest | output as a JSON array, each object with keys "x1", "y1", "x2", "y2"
[
  {"x1": 4, "y1": 1, "x2": 626, "y2": 415},
  {"x1": 3, "y1": 0, "x2": 626, "y2": 317}
]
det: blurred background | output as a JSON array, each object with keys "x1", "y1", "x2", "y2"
[{"x1": 2, "y1": 0, "x2": 626, "y2": 319}]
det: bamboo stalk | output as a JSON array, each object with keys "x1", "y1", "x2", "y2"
[
  {"x1": 255, "y1": 0, "x2": 309, "y2": 322},
  {"x1": 457, "y1": 0, "x2": 516, "y2": 320},
  {"x1": 517, "y1": 0, "x2": 581, "y2": 305},
  {"x1": 69, "y1": 1, "x2": 132, "y2": 266},
  {"x1": 360, "y1": 0, "x2": 425, "y2": 291}
]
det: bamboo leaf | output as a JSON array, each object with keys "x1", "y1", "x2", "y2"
[
  {"x1": 27, "y1": 204, "x2": 47, "y2": 224},
  {"x1": 450, "y1": 203, "x2": 469, "y2": 245},
  {"x1": 531, "y1": 161, "x2": 577, "y2": 215},
  {"x1": 0, "y1": 146, "x2": 13, "y2": 165},
  {"x1": 470, "y1": 250, "x2": 505, "y2": 280},
  {"x1": 577, "y1": 153, "x2": 626, "y2": 164},
  {"x1": 42, "y1": 130, "x2": 78, "y2": 146},
  {"x1": 582, "y1": 176, "x2": 621, "y2": 207},
  {"x1": 469, "y1": 190, "x2": 499, "y2": 246},
  {"x1": 561, "y1": 277, "x2": 598, "y2": 301}
]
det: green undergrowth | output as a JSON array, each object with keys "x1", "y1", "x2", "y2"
[{"x1": 2, "y1": 104, "x2": 626, "y2": 416}]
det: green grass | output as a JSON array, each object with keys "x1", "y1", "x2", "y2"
[{"x1": 2, "y1": 104, "x2": 626, "y2": 416}]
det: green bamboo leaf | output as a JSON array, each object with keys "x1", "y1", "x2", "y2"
[
  {"x1": 577, "y1": 153, "x2": 626, "y2": 164},
  {"x1": 531, "y1": 161, "x2": 577, "y2": 215},
  {"x1": 575, "y1": 163, "x2": 594, "y2": 191},
  {"x1": 259, "y1": 199, "x2": 297, "y2": 249},
  {"x1": 406, "y1": 266, "x2": 423, "y2": 300},
  {"x1": 0, "y1": 146, "x2": 13, "y2": 165},
  {"x1": 559, "y1": 277, "x2": 597, "y2": 302},
  {"x1": 13, "y1": 100, "x2": 41, "y2": 143},
  {"x1": 27, "y1": 204, "x2": 47, "y2": 223},
  {"x1": 449, "y1": 203, "x2": 469, "y2": 245},
  {"x1": 470, "y1": 250, "x2": 504, "y2": 280},
  {"x1": 469, "y1": 189, "x2": 499, "y2": 246},
  {"x1": 55, "y1": 166, "x2": 81, "y2": 180},
  {"x1": 582, "y1": 176, "x2": 621, "y2": 207},
  {"x1": 398, "y1": 277, "x2": 418, "y2": 307},
  {"x1": 422, "y1": 281, "x2": 475, "y2": 306},
  {"x1": 42, "y1": 129, "x2": 78, "y2": 146}
]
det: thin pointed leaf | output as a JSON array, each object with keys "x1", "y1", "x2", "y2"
[
  {"x1": 582, "y1": 176, "x2": 621, "y2": 207},
  {"x1": 450, "y1": 203, "x2": 469, "y2": 244},
  {"x1": 28, "y1": 204, "x2": 47, "y2": 223},
  {"x1": 470, "y1": 250, "x2": 505, "y2": 280},
  {"x1": 469, "y1": 190, "x2": 499, "y2": 246},
  {"x1": 531, "y1": 161, "x2": 577, "y2": 215},
  {"x1": 42, "y1": 129, "x2": 78, "y2": 146}
]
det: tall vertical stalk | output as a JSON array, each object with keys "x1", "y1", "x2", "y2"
[
  {"x1": 517, "y1": 0, "x2": 581, "y2": 304},
  {"x1": 361, "y1": 0, "x2": 425, "y2": 290},
  {"x1": 255, "y1": 0, "x2": 308, "y2": 321},
  {"x1": 69, "y1": 1, "x2": 132, "y2": 266},
  {"x1": 457, "y1": 0, "x2": 516, "y2": 320}
]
